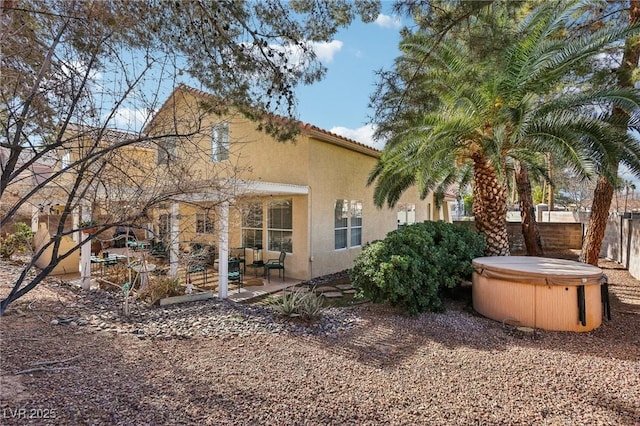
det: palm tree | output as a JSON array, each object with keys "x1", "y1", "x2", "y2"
[
  {"x1": 370, "y1": 1, "x2": 640, "y2": 256},
  {"x1": 581, "y1": 0, "x2": 640, "y2": 265},
  {"x1": 621, "y1": 179, "x2": 637, "y2": 212}
]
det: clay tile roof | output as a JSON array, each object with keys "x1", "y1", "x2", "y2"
[{"x1": 173, "y1": 84, "x2": 380, "y2": 156}]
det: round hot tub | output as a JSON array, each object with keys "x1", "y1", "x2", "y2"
[{"x1": 472, "y1": 256, "x2": 604, "y2": 332}]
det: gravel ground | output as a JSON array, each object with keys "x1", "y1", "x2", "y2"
[{"x1": 0, "y1": 256, "x2": 638, "y2": 425}]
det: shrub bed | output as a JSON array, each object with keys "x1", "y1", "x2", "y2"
[{"x1": 350, "y1": 221, "x2": 485, "y2": 315}]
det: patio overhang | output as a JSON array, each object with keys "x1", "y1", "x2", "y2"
[
  {"x1": 172, "y1": 180, "x2": 309, "y2": 203},
  {"x1": 237, "y1": 180, "x2": 310, "y2": 196},
  {"x1": 165, "y1": 180, "x2": 309, "y2": 300}
]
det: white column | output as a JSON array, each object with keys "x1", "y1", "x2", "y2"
[
  {"x1": 146, "y1": 222, "x2": 153, "y2": 240},
  {"x1": 72, "y1": 210, "x2": 80, "y2": 243},
  {"x1": 31, "y1": 205, "x2": 39, "y2": 232},
  {"x1": 80, "y1": 205, "x2": 92, "y2": 290},
  {"x1": 218, "y1": 201, "x2": 229, "y2": 299},
  {"x1": 169, "y1": 202, "x2": 180, "y2": 277},
  {"x1": 80, "y1": 233, "x2": 92, "y2": 290}
]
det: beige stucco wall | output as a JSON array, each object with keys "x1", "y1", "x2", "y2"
[
  {"x1": 304, "y1": 134, "x2": 432, "y2": 278},
  {"x1": 147, "y1": 87, "x2": 440, "y2": 280}
]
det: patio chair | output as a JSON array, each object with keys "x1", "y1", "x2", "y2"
[
  {"x1": 191, "y1": 242, "x2": 216, "y2": 266},
  {"x1": 150, "y1": 240, "x2": 168, "y2": 260},
  {"x1": 231, "y1": 247, "x2": 246, "y2": 272},
  {"x1": 264, "y1": 251, "x2": 286, "y2": 282},
  {"x1": 228, "y1": 259, "x2": 243, "y2": 292}
]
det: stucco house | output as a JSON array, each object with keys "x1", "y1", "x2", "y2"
[{"x1": 144, "y1": 85, "x2": 452, "y2": 284}]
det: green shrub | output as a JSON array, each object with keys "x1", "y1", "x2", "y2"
[
  {"x1": 0, "y1": 222, "x2": 34, "y2": 259},
  {"x1": 350, "y1": 221, "x2": 485, "y2": 315},
  {"x1": 139, "y1": 276, "x2": 183, "y2": 305}
]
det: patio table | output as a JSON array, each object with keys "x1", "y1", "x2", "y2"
[
  {"x1": 246, "y1": 261, "x2": 265, "y2": 278},
  {"x1": 91, "y1": 254, "x2": 128, "y2": 275},
  {"x1": 127, "y1": 241, "x2": 151, "y2": 251},
  {"x1": 131, "y1": 263, "x2": 156, "y2": 289}
]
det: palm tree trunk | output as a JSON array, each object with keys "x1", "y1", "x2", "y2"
[
  {"x1": 472, "y1": 153, "x2": 510, "y2": 256},
  {"x1": 581, "y1": 174, "x2": 615, "y2": 265},
  {"x1": 515, "y1": 161, "x2": 543, "y2": 256},
  {"x1": 582, "y1": 0, "x2": 640, "y2": 265}
]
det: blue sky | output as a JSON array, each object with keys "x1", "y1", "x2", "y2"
[
  {"x1": 108, "y1": 10, "x2": 403, "y2": 151},
  {"x1": 295, "y1": 11, "x2": 403, "y2": 150}
]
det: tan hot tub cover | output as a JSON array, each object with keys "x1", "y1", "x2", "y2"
[
  {"x1": 472, "y1": 256, "x2": 605, "y2": 332},
  {"x1": 472, "y1": 256, "x2": 604, "y2": 286}
]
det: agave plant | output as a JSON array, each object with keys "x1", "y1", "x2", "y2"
[{"x1": 272, "y1": 288, "x2": 325, "y2": 321}]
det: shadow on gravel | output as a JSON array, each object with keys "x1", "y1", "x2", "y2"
[{"x1": 305, "y1": 256, "x2": 640, "y2": 369}]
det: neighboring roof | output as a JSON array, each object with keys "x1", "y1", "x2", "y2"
[
  {"x1": 66, "y1": 123, "x2": 155, "y2": 149},
  {"x1": 0, "y1": 146, "x2": 58, "y2": 168},
  {"x1": 151, "y1": 84, "x2": 381, "y2": 158},
  {"x1": 1, "y1": 146, "x2": 57, "y2": 186}
]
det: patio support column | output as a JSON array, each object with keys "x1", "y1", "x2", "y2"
[
  {"x1": 72, "y1": 210, "x2": 79, "y2": 243},
  {"x1": 31, "y1": 204, "x2": 39, "y2": 232},
  {"x1": 80, "y1": 205, "x2": 91, "y2": 291},
  {"x1": 218, "y1": 201, "x2": 229, "y2": 298},
  {"x1": 169, "y1": 202, "x2": 180, "y2": 278}
]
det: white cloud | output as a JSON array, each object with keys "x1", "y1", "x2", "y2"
[
  {"x1": 330, "y1": 124, "x2": 385, "y2": 150},
  {"x1": 310, "y1": 40, "x2": 344, "y2": 63},
  {"x1": 375, "y1": 14, "x2": 402, "y2": 29},
  {"x1": 260, "y1": 39, "x2": 342, "y2": 72},
  {"x1": 111, "y1": 108, "x2": 148, "y2": 131}
]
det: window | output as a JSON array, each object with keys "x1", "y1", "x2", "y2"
[
  {"x1": 157, "y1": 137, "x2": 176, "y2": 165},
  {"x1": 334, "y1": 199, "x2": 363, "y2": 249},
  {"x1": 334, "y1": 199, "x2": 348, "y2": 250},
  {"x1": 350, "y1": 200, "x2": 362, "y2": 247},
  {"x1": 211, "y1": 122, "x2": 229, "y2": 161},
  {"x1": 397, "y1": 203, "x2": 416, "y2": 227},
  {"x1": 195, "y1": 212, "x2": 215, "y2": 234},
  {"x1": 158, "y1": 213, "x2": 171, "y2": 240},
  {"x1": 61, "y1": 151, "x2": 71, "y2": 169},
  {"x1": 268, "y1": 199, "x2": 292, "y2": 252},
  {"x1": 242, "y1": 201, "x2": 263, "y2": 248}
]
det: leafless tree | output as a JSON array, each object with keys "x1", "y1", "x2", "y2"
[{"x1": 0, "y1": 0, "x2": 380, "y2": 315}]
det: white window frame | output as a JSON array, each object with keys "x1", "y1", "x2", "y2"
[
  {"x1": 157, "y1": 136, "x2": 177, "y2": 165},
  {"x1": 334, "y1": 199, "x2": 349, "y2": 250},
  {"x1": 158, "y1": 213, "x2": 171, "y2": 240},
  {"x1": 350, "y1": 200, "x2": 363, "y2": 247},
  {"x1": 334, "y1": 199, "x2": 363, "y2": 250},
  {"x1": 211, "y1": 122, "x2": 230, "y2": 162},
  {"x1": 397, "y1": 203, "x2": 416, "y2": 227},
  {"x1": 61, "y1": 151, "x2": 71, "y2": 169},
  {"x1": 242, "y1": 201, "x2": 263, "y2": 248},
  {"x1": 195, "y1": 212, "x2": 215, "y2": 234},
  {"x1": 268, "y1": 198, "x2": 292, "y2": 253}
]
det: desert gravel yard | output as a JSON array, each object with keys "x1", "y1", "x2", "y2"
[{"x1": 1, "y1": 257, "x2": 638, "y2": 425}]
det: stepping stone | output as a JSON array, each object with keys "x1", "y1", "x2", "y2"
[
  {"x1": 335, "y1": 284, "x2": 353, "y2": 290},
  {"x1": 288, "y1": 287, "x2": 309, "y2": 292},
  {"x1": 321, "y1": 291, "x2": 343, "y2": 298},
  {"x1": 315, "y1": 286, "x2": 338, "y2": 292},
  {"x1": 343, "y1": 289, "x2": 357, "y2": 294}
]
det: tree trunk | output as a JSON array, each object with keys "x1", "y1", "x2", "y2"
[
  {"x1": 472, "y1": 153, "x2": 510, "y2": 256},
  {"x1": 580, "y1": 174, "x2": 615, "y2": 265},
  {"x1": 515, "y1": 161, "x2": 543, "y2": 256},
  {"x1": 582, "y1": 0, "x2": 640, "y2": 265}
]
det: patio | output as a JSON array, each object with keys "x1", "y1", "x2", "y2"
[{"x1": 88, "y1": 246, "x2": 302, "y2": 304}]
